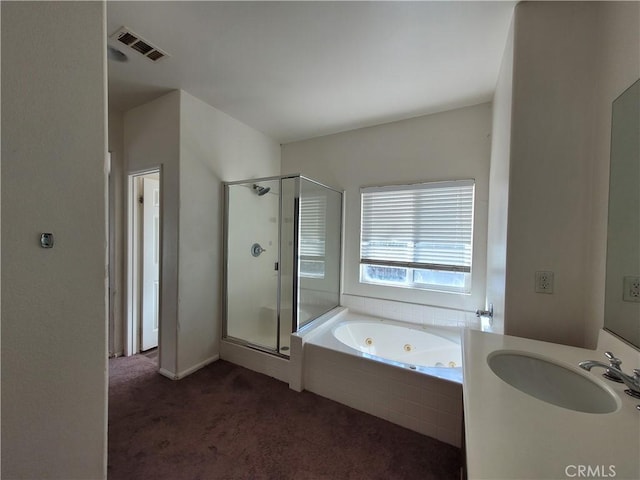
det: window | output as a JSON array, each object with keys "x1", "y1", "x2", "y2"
[
  {"x1": 360, "y1": 180, "x2": 474, "y2": 293},
  {"x1": 299, "y1": 195, "x2": 326, "y2": 278}
]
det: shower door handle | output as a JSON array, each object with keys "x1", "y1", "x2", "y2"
[{"x1": 251, "y1": 243, "x2": 266, "y2": 257}]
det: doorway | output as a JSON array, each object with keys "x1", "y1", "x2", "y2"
[{"x1": 126, "y1": 169, "x2": 162, "y2": 359}]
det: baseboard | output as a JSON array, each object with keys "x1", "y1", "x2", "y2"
[
  {"x1": 158, "y1": 368, "x2": 178, "y2": 380},
  {"x1": 220, "y1": 341, "x2": 289, "y2": 383},
  {"x1": 158, "y1": 355, "x2": 220, "y2": 380}
]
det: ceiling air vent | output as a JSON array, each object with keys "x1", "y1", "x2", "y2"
[
  {"x1": 146, "y1": 50, "x2": 166, "y2": 62},
  {"x1": 110, "y1": 27, "x2": 169, "y2": 63}
]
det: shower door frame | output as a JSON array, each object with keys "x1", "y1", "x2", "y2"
[
  {"x1": 295, "y1": 176, "x2": 344, "y2": 331},
  {"x1": 222, "y1": 174, "x2": 297, "y2": 358},
  {"x1": 222, "y1": 174, "x2": 343, "y2": 357}
]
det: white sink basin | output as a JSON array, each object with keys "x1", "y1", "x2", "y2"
[{"x1": 487, "y1": 350, "x2": 620, "y2": 414}]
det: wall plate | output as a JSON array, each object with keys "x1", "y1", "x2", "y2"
[
  {"x1": 623, "y1": 276, "x2": 640, "y2": 302},
  {"x1": 535, "y1": 271, "x2": 554, "y2": 294}
]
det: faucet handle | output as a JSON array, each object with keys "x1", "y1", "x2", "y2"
[
  {"x1": 599, "y1": 352, "x2": 624, "y2": 383},
  {"x1": 604, "y1": 351, "x2": 622, "y2": 368}
]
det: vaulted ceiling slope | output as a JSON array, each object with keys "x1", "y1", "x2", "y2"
[{"x1": 107, "y1": 1, "x2": 516, "y2": 143}]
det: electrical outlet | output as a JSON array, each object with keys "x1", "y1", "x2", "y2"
[
  {"x1": 623, "y1": 276, "x2": 640, "y2": 302},
  {"x1": 535, "y1": 271, "x2": 554, "y2": 294}
]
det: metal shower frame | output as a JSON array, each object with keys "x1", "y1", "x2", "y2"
[{"x1": 222, "y1": 173, "x2": 342, "y2": 358}]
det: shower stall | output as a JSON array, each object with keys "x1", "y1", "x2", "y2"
[{"x1": 223, "y1": 174, "x2": 342, "y2": 356}]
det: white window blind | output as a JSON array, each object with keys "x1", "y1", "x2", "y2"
[
  {"x1": 299, "y1": 195, "x2": 326, "y2": 277},
  {"x1": 360, "y1": 180, "x2": 475, "y2": 274}
]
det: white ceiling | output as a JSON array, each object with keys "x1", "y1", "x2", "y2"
[{"x1": 107, "y1": 1, "x2": 515, "y2": 143}]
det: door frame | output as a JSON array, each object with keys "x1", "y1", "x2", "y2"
[{"x1": 126, "y1": 167, "x2": 162, "y2": 357}]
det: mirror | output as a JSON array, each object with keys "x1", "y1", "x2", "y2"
[{"x1": 604, "y1": 79, "x2": 640, "y2": 349}]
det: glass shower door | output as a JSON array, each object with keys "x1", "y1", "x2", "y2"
[
  {"x1": 223, "y1": 174, "x2": 342, "y2": 356},
  {"x1": 225, "y1": 179, "x2": 280, "y2": 351},
  {"x1": 297, "y1": 177, "x2": 342, "y2": 329}
]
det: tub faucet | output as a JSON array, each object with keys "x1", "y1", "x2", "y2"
[
  {"x1": 578, "y1": 359, "x2": 640, "y2": 399},
  {"x1": 475, "y1": 303, "x2": 493, "y2": 320}
]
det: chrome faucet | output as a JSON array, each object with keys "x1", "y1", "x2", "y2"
[
  {"x1": 475, "y1": 303, "x2": 494, "y2": 320},
  {"x1": 579, "y1": 354, "x2": 640, "y2": 399},
  {"x1": 589, "y1": 351, "x2": 625, "y2": 383}
]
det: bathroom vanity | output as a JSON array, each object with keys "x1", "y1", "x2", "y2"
[{"x1": 462, "y1": 329, "x2": 640, "y2": 479}]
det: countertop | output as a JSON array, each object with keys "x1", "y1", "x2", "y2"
[{"x1": 463, "y1": 329, "x2": 640, "y2": 480}]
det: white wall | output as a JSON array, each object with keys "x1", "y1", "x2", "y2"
[
  {"x1": 504, "y1": 1, "x2": 639, "y2": 348},
  {"x1": 282, "y1": 104, "x2": 492, "y2": 313},
  {"x1": 108, "y1": 110, "x2": 125, "y2": 356},
  {"x1": 123, "y1": 90, "x2": 280, "y2": 378},
  {"x1": 124, "y1": 91, "x2": 181, "y2": 375},
  {"x1": 505, "y1": 2, "x2": 599, "y2": 347},
  {"x1": 485, "y1": 19, "x2": 514, "y2": 334},
  {"x1": 177, "y1": 90, "x2": 280, "y2": 375},
  {"x1": 1, "y1": 2, "x2": 108, "y2": 478}
]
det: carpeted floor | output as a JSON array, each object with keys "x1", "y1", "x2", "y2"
[{"x1": 108, "y1": 355, "x2": 462, "y2": 479}]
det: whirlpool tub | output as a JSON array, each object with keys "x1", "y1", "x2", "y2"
[
  {"x1": 299, "y1": 308, "x2": 464, "y2": 446},
  {"x1": 333, "y1": 319, "x2": 462, "y2": 371}
]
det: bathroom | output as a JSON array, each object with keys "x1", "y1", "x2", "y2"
[
  {"x1": 118, "y1": 0, "x2": 639, "y2": 474},
  {"x1": 2, "y1": 1, "x2": 639, "y2": 479}
]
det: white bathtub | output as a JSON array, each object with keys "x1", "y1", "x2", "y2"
[
  {"x1": 333, "y1": 320, "x2": 462, "y2": 370},
  {"x1": 303, "y1": 309, "x2": 463, "y2": 383},
  {"x1": 298, "y1": 308, "x2": 464, "y2": 447}
]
